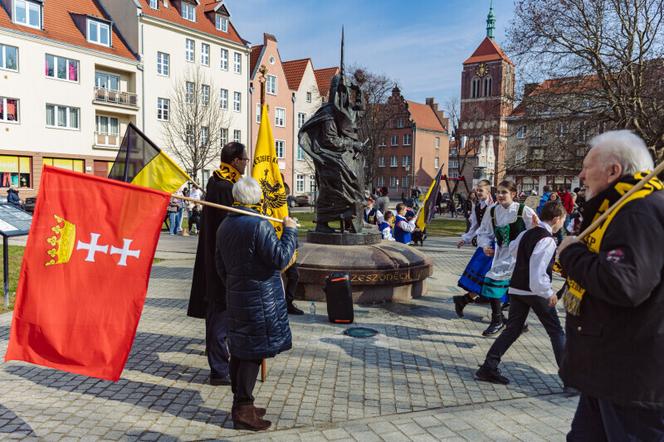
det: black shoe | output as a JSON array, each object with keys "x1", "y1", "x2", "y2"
[
  {"x1": 453, "y1": 295, "x2": 471, "y2": 318},
  {"x1": 209, "y1": 375, "x2": 231, "y2": 386},
  {"x1": 475, "y1": 366, "x2": 510, "y2": 385},
  {"x1": 287, "y1": 303, "x2": 304, "y2": 315},
  {"x1": 482, "y1": 319, "x2": 505, "y2": 336},
  {"x1": 522, "y1": 322, "x2": 529, "y2": 333}
]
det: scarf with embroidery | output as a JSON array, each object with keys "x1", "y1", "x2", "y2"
[
  {"x1": 214, "y1": 162, "x2": 242, "y2": 184},
  {"x1": 562, "y1": 172, "x2": 664, "y2": 316}
]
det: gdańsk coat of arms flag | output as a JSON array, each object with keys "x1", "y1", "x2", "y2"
[{"x1": 4, "y1": 166, "x2": 169, "y2": 381}]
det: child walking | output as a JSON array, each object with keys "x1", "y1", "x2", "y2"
[{"x1": 475, "y1": 201, "x2": 567, "y2": 384}]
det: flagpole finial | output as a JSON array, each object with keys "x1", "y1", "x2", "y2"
[{"x1": 258, "y1": 65, "x2": 268, "y2": 105}]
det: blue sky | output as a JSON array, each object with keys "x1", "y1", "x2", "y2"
[{"x1": 227, "y1": 0, "x2": 515, "y2": 105}]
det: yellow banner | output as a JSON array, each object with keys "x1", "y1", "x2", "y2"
[
  {"x1": 132, "y1": 152, "x2": 190, "y2": 194},
  {"x1": 251, "y1": 104, "x2": 289, "y2": 237}
]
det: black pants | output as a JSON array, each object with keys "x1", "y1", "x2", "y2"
[
  {"x1": 205, "y1": 299, "x2": 230, "y2": 378},
  {"x1": 284, "y1": 262, "x2": 299, "y2": 304},
  {"x1": 483, "y1": 294, "x2": 565, "y2": 370},
  {"x1": 568, "y1": 394, "x2": 664, "y2": 441},
  {"x1": 230, "y1": 357, "x2": 261, "y2": 407}
]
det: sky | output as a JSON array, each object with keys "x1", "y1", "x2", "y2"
[{"x1": 226, "y1": 0, "x2": 515, "y2": 106}]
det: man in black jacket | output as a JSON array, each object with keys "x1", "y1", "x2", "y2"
[
  {"x1": 188, "y1": 142, "x2": 249, "y2": 386},
  {"x1": 557, "y1": 130, "x2": 664, "y2": 440}
]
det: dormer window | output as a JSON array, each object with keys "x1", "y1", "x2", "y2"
[
  {"x1": 13, "y1": 0, "x2": 42, "y2": 29},
  {"x1": 87, "y1": 19, "x2": 111, "y2": 47},
  {"x1": 149, "y1": 0, "x2": 158, "y2": 9},
  {"x1": 215, "y1": 14, "x2": 228, "y2": 32},
  {"x1": 181, "y1": 2, "x2": 196, "y2": 22}
]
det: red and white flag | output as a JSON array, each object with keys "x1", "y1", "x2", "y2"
[{"x1": 5, "y1": 166, "x2": 169, "y2": 381}]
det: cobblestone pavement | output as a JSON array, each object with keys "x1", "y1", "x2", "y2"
[{"x1": 0, "y1": 234, "x2": 578, "y2": 440}]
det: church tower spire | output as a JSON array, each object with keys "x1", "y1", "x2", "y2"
[{"x1": 486, "y1": 1, "x2": 496, "y2": 39}]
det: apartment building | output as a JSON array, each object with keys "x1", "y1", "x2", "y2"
[
  {"x1": 0, "y1": 0, "x2": 142, "y2": 197},
  {"x1": 98, "y1": 0, "x2": 250, "y2": 185}
]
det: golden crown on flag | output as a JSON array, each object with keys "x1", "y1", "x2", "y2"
[{"x1": 45, "y1": 215, "x2": 76, "y2": 267}]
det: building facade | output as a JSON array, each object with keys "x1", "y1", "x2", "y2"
[{"x1": 0, "y1": 0, "x2": 141, "y2": 198}]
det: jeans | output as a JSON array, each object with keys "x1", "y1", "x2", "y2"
[
  {"x1": 284, "y1": 262, "x2": 299, "y2": 304},
  {"x1": 168, "y1": 212, "x2": 178, "y2": 234},
  {"x1": 175, "y1": 207, "x2": 184, "y2": 232},
  {"x1": 205, "y1": 301, "x2": 230, "y2": 379},
  {"x1": 230, "y1": 357, "x2": 261, "y2": 407},
  {"x1": 483, "y1": 293, "x2": 565, "y2": 370},
  {"x1": 568, "y1": 394, "x2": 664, "y2": 441}
]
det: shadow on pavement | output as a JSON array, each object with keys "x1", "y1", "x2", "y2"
[{"x1": 0, "y1": 403, "x2": 34, "y2": 436}]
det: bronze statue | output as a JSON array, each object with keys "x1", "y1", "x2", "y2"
[{"x1": 298, "y1": 30, "x2": 367, "y2": 233}]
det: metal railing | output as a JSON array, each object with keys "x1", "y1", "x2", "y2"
[{"x1": 93, "y1": 87, "x2": 138, "y2": 108}]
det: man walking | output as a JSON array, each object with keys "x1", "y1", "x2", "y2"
[
  {"x1": 188, "y1": 142, "x2": 249, "y2": 386},
  {"x1": 557, "y1": 130, "x2": 664, "y2": 440}
]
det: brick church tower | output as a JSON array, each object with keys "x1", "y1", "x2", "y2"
[{"x1": 453, "y1": 3, "x2": 515, "y2": 187}]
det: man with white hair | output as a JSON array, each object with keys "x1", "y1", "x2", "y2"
[{"x1": 557, "y1": 130, "x2": 664, "y2": 440}]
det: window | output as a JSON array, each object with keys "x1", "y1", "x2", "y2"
[
  {"x1": 87, "y1": 19, "x2": 111, "y2": 47},
  {"x1": 391, "y1": 135, "x2": 398, "y2": 146},
  {"x1": 0, "y1": 155, "x2": 31, "y2": 188},
  {"x1": 220, "y1": 128, "x2": 228, "y2": 145},
  {"x1": 450, "y1": 160, "x2": 459, "y2": 169},
  {"x1": 255, "y1": 103, "x2": 261, "y2": 123},
  {"x1": 557, "y1": 122, "x2": 569, "y2": 139},
  {"x1": 95, "y1": 115, "x2": 119, "y2": 146},
  {"x1": 578, "y1": 121, "x2": 589, "y2": 143},
  {"x1": 402, "y1": 176, "x2": 410, "y2": 189},
  {"x1": 516, "y1": 125, "x2": 527, "y2": 139},
  {"x1": 275, "y1": 140, "x2": 285, "y2": 158},
  {"x1": 297, "y1": 112, "x2": 306, "y2": 128},
  {"x1": 275, "y1": 108, "x2": 285, "y2": 127},
  {"x1": 266, "y1": 75, "x2": 277, "y2": 95},
  {"x1": 200, "y1": 126, "x2": 209, "y2": 145},
  {"x1": 306, "y1": 92, "x2": 312, "y2": 103},
  {"x1": 390, "y1": 176, "x2": 397, "y2": 188},
  {"x1": 233, "y1": 52, "x2": 241, "y2": 74},
  {"x1": 376, "y1": 176, "x2": 384, "y2": 188},
  {"x1": 233, "y1": 91, "x2": 241, "y2": 112},
  {"x1": 435, "y1": 137, "x2": 440, "y2": 149},
  {"x1": 483, "y1": 76, "x2": 492, "y2": 96},
  {"x1": 471, "y1": 77, "x2": 481, "y2": 98},
  {"x1": 185, "y1": 39, "x2": 195, "y2": 62},
  {"x1": 390, "y1": 155, "x2": 398, "y2": 167},
  {"x1": 378, "y1": 156, "x2": 385, "y2": 167},
  {"x1": 201, "y1": 43, "x2": 210, "y2": 66},
  {"x1": 403, "y1": 134, "x2": 412, "y2": 145},
  {"x1": 185, "y1": 125, "x2": 194, "y2": 145},
  {"x1": 46, "y1": 104, "x2": 80, "y2": 129},
  {"x1": 434, "y1": 157, "x2": 439, "y2": 169},
  {"x1": 233, "y1": 129, "x2": 241, "y2": 142},
  {"x1": 181, "y1": 1, "x2": 196, "y2": 21},
  {"x1": 297, "y1": 145, "x2": 305, "y2": 160},
  {"x1": 0, "y1": 44, "x2": 18, "y2": 71},
  {"x1": 215, "y1": 14, "x2": 228, "y2": 32},
  {"x1": 157, "y1": 52, "x2": 170, "y2": 76},
  {"x1": 220, "y1": 48, "x2": 228, "y2": 70},
  {"x1": 157, "y1": 98, "x2": 170, "y2": 121},
  {"x1": 185, "y1": 82, "x2": 195, "y2": 104},
  {"x1": 397, "y1": 118, "x2": 404, "y2": 128},
  {"x1": 45, "y1": 54, "x2": 79, "y2": 82},
  {"x1": 402, "y1": 156, "x2": 411, "y2": 167},
  {"x1": 201, "y1": 84, "x2": 210, "y2": 106},
  {"x1": 309, "y1": 175, "x2": 317, "y2": 192},
  {"x1": 531, "y1": 148, "x2": 544, "y2": 160},
  {"x1": 0, "y1": 97, "x2": 19, "y2": 122},
  {"x1": 450, "y1": 148, "x2": 458, "y2": 156},
  {"x1": 43, "y1": 158, "x2": 84, "y2": 173},
  {"x1": 220, "y1": 88, "x2": 228, "y2": 109},
  {"x1": 296, "y1": 175, "x2": 304, "y2": 193},
  {"x1": 149, "y1": 0, "x2": 158, "y2": 9},
  {"x1": 379, "y1": 137, "x2": 386, "y2": 147},
  {"x1": 13, "y1": 0, "x2": 41, "y2": 29},
  {"x1": 449, "y1": 170, "x2": 459, "y2": 179},
  {"x1": 95, "y1": 72, "x2": 119, "y2": 91}
]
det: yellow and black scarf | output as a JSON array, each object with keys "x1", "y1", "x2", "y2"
[
  {"x1": 562, "y1": 172, "x2": 664, "y2": 315},
  {"x1": 214, "y1": 162, "x2": 242, "y2": 184}
]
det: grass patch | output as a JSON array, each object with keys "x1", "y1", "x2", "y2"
[{"x1": 0, "y1": 245, "x2": 25, "y2": 314}]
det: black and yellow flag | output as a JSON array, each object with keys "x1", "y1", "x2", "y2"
[
  {"x1": 416, "y1": 165, "x2": 444, "y2": 231},
  {"x1": 252, "y1": 104, "x2": 289, "y2": 237},
  {"x1": 108, "y1": 123, "x2": 190, "y2": 193}
]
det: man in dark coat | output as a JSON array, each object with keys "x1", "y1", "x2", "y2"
[
  {"x1": 188, "y1": 142, "x2": 249, "y2": 386},
  {"x1": 216, "y1": 177, "x2": 297, "y2": 431},
  {"x1": 557, "y1": 130, "x2": 664, "y2": 440}
]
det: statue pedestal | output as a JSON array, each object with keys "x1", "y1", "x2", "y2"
[{"x1": 295, "y1": 239, "x2": 433, "y2": 304}]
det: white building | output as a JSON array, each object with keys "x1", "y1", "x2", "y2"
[{"x1": 0, "y1": 0, "x2": 142, "y2": 197}]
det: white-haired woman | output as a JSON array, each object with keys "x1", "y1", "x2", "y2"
[{"x1": 215, "y1": 177, "x2": 297, "y2": 431}]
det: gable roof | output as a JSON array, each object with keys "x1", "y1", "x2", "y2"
[
  {"x1": 314, "y1": 67, "x2": 339, "y2": 96},
  {"x1": 282, "y1": 58, "x2": 311, "y2": 91},
  {"x1": 0, "y1": 0, "x2": 136, "y2": 60},
  {"x1": 463, "y1": 37, "x2": 513, "y2": 65},
  {"x1": 406, "y1": 100, "x2": 446, "y2": 132},
  {"x1": 139, "y1": 0, "x2": 245, "y2": 46},
  {"x1": 250, "y1": 44, "x2": 264, "y2": 77}
]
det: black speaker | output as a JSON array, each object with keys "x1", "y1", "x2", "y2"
[{"x1": 324, "y1": 272, "x2": 354, "y2": 324}]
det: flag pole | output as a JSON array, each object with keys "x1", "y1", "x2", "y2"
[
  {"x1": 176, "y1": 195, "x2": 297, "y2": 225},
  {"x1": 257, "y1": 64, "x2": 269, "y2": 383}
]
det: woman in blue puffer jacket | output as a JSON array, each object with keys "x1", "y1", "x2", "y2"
[{"x1": 215, "y1": 177, "x2": 298, "y2": 431}]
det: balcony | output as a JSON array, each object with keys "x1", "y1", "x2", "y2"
[
  {"x1": 94, "y1": 131, "x2": 121, "y2": 148},
  {"x1": 93, "y1": 87, "x2": 138, "y2": 109}
]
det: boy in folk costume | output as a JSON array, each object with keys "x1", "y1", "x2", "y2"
[
  {"x1": 475, "y1": 201, "x2": 567, "y2": 384},
  {"x1": 454, "y1": 180, "x2": 494, "y2": 317},
  {"x1": 477, "y1": 180, "x2": 538, "y2": 336},
  {"x1": 379, "y1": 211, "x2": 396, "y2": 241}
]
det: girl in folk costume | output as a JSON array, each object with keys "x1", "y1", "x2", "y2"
[
  {"x1": 454, "y1": 180, "x2": 494, "y2": 317},
  {"x1": 477, "y1": 180, "x2": 538, "y2": 336},
  {"x1": 379, "y1": 211, "x2": 396, "y2": 241}
]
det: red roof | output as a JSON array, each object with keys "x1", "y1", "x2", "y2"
[
  {"x1": 139, "y1": 0, "x2": 245, "y2": 46},
  {"x1": 510, "y1": 75, "x2": 600, "y2": 117},
  {"x1": 282, "y1": 58, "x2": 310, "y2": 91},
  {"x1": 314, "y1": 67, "x2": 339, "y2": 96},
  {"x1": 0, "y1": 0, "x2": 136, "y2": 60},
  {"x1": 250, "y1": 45, "x2": 264, "y2": 77},
  {"x1": 463, "y1": 37, "x2": 513, "y2": 65},
  {"x1": 406, "y1": 101, "x2": 446, "y2": 132}
]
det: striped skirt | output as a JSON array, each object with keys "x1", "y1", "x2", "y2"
[
  {"x1": 480, "y1": 277, "x2": 510, "y2": 302},
  {"x1": 458, "y1": 248, "x2": 493, "y2": 295}
]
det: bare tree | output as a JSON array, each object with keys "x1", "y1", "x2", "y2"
[
  {"x1": 164, "y1": 67, "x2": 234, "y2": 182},
  {"x1": 506, "y1": 0, "x2": 664, "y2": 160}
]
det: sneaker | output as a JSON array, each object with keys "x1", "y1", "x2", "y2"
[
  {"x1": 482, "y1": 320, "x2": 505, "y2": 336},
  {"x1": 287, "y1": 303, "x2": 304, "y2": 315},
  {"x1": 475, "y1": 366, "x2": 510, "y2": 385},
  {"x1": 209, "y1": 374, "x2": 231, "y2": 386}
]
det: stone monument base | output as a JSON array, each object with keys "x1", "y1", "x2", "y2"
[{"x1": 295, "y1": 240, "x2": 433, "y2": 304}]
